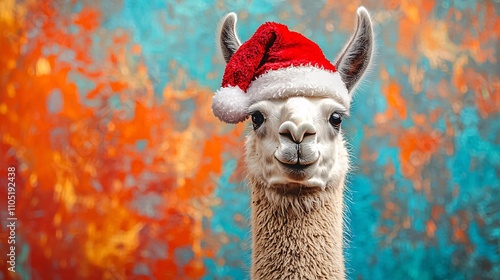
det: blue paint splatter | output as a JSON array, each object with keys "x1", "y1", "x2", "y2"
[{"x1": 47, "y1": 89, "x2": 63, "y2": 114}]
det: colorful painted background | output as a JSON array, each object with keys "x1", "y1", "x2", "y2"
[{"x1": 1, "y1": 0, "x2": 499, "y2": 279}]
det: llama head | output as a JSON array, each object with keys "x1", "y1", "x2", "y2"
[{"x1": 214, "y1": 8, "x2": 373, "y2": 209}]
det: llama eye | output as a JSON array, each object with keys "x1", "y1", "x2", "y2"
[
  {"x1": 329, "y1": 112, "x2": 342, "y2": 128},
  {"x1": 251, "y1": 111, "x2": 265, "y2": 130}
]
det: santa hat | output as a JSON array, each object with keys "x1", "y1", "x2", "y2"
[{"x1": 212, "y1": 22, "x2": 349, "y2": 124}]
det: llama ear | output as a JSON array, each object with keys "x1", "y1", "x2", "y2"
[
  {"x1": 218, "y1": 12, "x2": 242, "y2": 64},
  {"x1": 335, "y1": 7, "x2": 374, "y2": 92}
]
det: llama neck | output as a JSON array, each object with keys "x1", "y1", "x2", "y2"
[{"x1": 250, "y1": 179, "x2": 346, "y2": 279}]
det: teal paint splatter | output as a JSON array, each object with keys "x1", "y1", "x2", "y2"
[{"x1": 47, "y1": 89, "x2": 63, "y2": 114}]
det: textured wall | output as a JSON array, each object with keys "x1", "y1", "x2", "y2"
[{"x1": 1, "y1": 0, "x2": 499, "y2": 279}]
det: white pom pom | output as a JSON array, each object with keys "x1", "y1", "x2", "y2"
[{"x1": 212, "y1": 86, "x2": 251, "y2": 124}]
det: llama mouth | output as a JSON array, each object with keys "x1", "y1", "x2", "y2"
[
  {"x1": 276, "y1": 161, "x2": 311, "y2": 181},
  {"x1": 280, "y1": 162, "x2": 315, "y2": 170},
  {"x1": 274, "y1": 152, "x2": 319, "y2": 169},
  {"x1": 278, "y1": 161, "x2": 318, "y2": 181},
  {"x1": 275, "y1": 153, "x2": 319, "y2": 181}
]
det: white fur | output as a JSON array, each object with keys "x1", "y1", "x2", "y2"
[
  {"x1": 245, "y1": 97, "x2": 351, "y2": 279},
  {"x1": 213, "y1": 66, "x2": 349, "y2": 124},
  {"x1": 247, "y1": 66, "x2": 349, "y2": 108},
  {"x1": 245, "y1": 97, "x2": 349, "y2": 212},
  {"x1": 212, "y1": 85, "x2": 251, "y2": 123},
  {"x1": 214, "y1": 7, "x2": 374, "y2": 279}
]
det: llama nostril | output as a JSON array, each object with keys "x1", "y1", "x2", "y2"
[
  {"x1": 279, "y1": 131, "x2": 295, "y2": 143},
  {"x1": 300, "y1": 126, "x2": 317, "y2": 143},
  {"x1": 303, "y1": 132, "x2": 316, "y2": 138}
]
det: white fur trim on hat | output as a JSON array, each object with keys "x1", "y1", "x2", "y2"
[
  {"x1": 212, "y1": 85, "x2": 251, "y2": 124},
  {"x1": 247, "y1": 66, "x2": 350, "y2": 108},
  {"x1": 212, "y1": 66, "x2": 349, "y2": 124}
]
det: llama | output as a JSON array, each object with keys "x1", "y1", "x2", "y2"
[{"x1": 212, "y1": 7, "x2": 373, "y2": 279}]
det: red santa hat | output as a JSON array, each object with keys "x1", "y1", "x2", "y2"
[{"x1": 212, "y1": 22, "x2": 349, "y2": 124}]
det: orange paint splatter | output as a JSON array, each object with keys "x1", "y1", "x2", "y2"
[
  {"x1": 426, "y1": 219, "x2": 436, "y2": 238},
  {"x1": 450, "y1": 212, "x2": 473, "y2": 253},
  {"x1": 398, "y1": 128, "x2": 441, "y2": 178},
  {"x1": 385, "y1": 82, "x2": 407, "y2": 119},
  {"x1": 0, "y1": 1, "x2": 244, "y2": 278},
  {"x1": 463, "y1": 68, "x2": 500, "y2": 119},
  {"x1": 73, "y1": 8, "x2": 101, "y2": 31}
]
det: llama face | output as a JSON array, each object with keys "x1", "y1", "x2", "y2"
[
  {"x1": 245, "y1": 96, "x2": 349, "y2": 198},
  {"x1": 215, "y1": 9, "x2": 373, "y2": 208}
]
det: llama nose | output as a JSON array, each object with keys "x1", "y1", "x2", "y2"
[{"x1": 278, "y1": 121, "x2": 317, "y2": 144}]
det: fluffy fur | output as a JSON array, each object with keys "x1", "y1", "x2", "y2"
[
  {"x1": 250, "y1": 176, "x2": 347, "y2": 279},
  {"x1": 246, "y1": 66, "x2": 349, "y2": 109},
  {"x1": 212, "y1": 85, "x2": 250, "y2": 123},
  {"x1": 214, "y1": 7, "x2": 374, "y2": 279},
  {"x1": 245, "y1": 97, "x2": 350, "y2": 278},
  {"x1": 212, "y1": 66, "x2": 349, "y2": 123}
]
